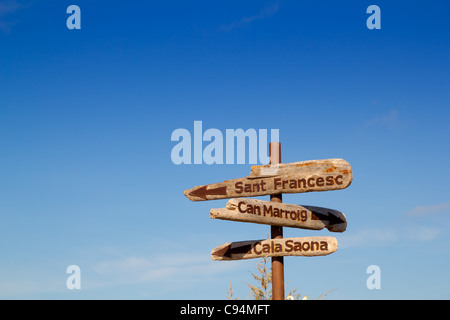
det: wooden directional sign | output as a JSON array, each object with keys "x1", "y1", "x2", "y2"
[
  {"x1": 210, "y1": 198, "x2": 347, "y2": 232},
  {"x1": 211, "y1": 236, "x2": 338, "y2": 261},
  {"x1": 184, "y1": 158, "x2": 352, "y2": 201}
]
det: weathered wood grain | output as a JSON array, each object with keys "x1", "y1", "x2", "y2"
[
  {"x1": 210, "y1": 198, "x2": 347, "y2": 232},
  {"x1": 184, "y1": 158, "x2": 352, "y2": 201},
  {"x1": 211, "y1": 236, "x2": 338, "y2": 261}
]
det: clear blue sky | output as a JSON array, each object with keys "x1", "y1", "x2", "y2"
[{"x1": 1, "y1": 0, "x2": 449, "y2": 299}]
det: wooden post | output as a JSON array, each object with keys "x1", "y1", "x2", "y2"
[{"x1": 269, "y1": 142, "x2": 284, "y2": 300}]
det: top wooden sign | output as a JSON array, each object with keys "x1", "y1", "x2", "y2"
[{"x1": 184, "y1": 158, "x2": 352, "y2": 201}]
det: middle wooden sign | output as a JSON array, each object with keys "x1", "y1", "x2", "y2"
[{"x1": 210, "y1": 198, "x2": 347, "y2": 232}]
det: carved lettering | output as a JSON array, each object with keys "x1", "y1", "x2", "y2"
[
  {"x1": 271, "y1": 175, "x2": 343, "y2": 192},
  {"x1": 250, "y1": 239, "x2": 328, "y2": 256},
  {"x1": 250, "y1": 239, "x2": 331, "y2": 255}
]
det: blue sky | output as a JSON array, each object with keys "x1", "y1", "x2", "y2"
[{"x1": 0, "y1": 0, "x2": 449, "y2": 299}]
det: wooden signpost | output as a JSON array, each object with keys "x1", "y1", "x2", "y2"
[
  {"x1": 210, "y1": 198, "x2": 347, "y2": 232},
  {"x1": 183, "y1": 142, "x2": 352, "y2": 300}
]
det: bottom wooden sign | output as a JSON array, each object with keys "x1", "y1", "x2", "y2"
[{"x1": 211, "y1": 236, "x2": 338, "y2": 261}]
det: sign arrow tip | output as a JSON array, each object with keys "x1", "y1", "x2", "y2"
[
  {"x1": 187, "y1": 185, "x2": 208, "y2": 200},
  {"x1": 186, "y1": 185, "x2": 228, "y2": 201},
  {"x1": 211, "y1": 244, "x2": 231, "y2": 259}
]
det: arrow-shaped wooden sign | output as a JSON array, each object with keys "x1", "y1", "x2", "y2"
[
  {"x1": 210, "y1": 198, "x2": 347, "y2": 232},
  {"x1": 211, "y1": 236, "x2": 338, "y2": 261},
  {"x1": 184, "y1": 158, "x2": 352, "y2": 201}
]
